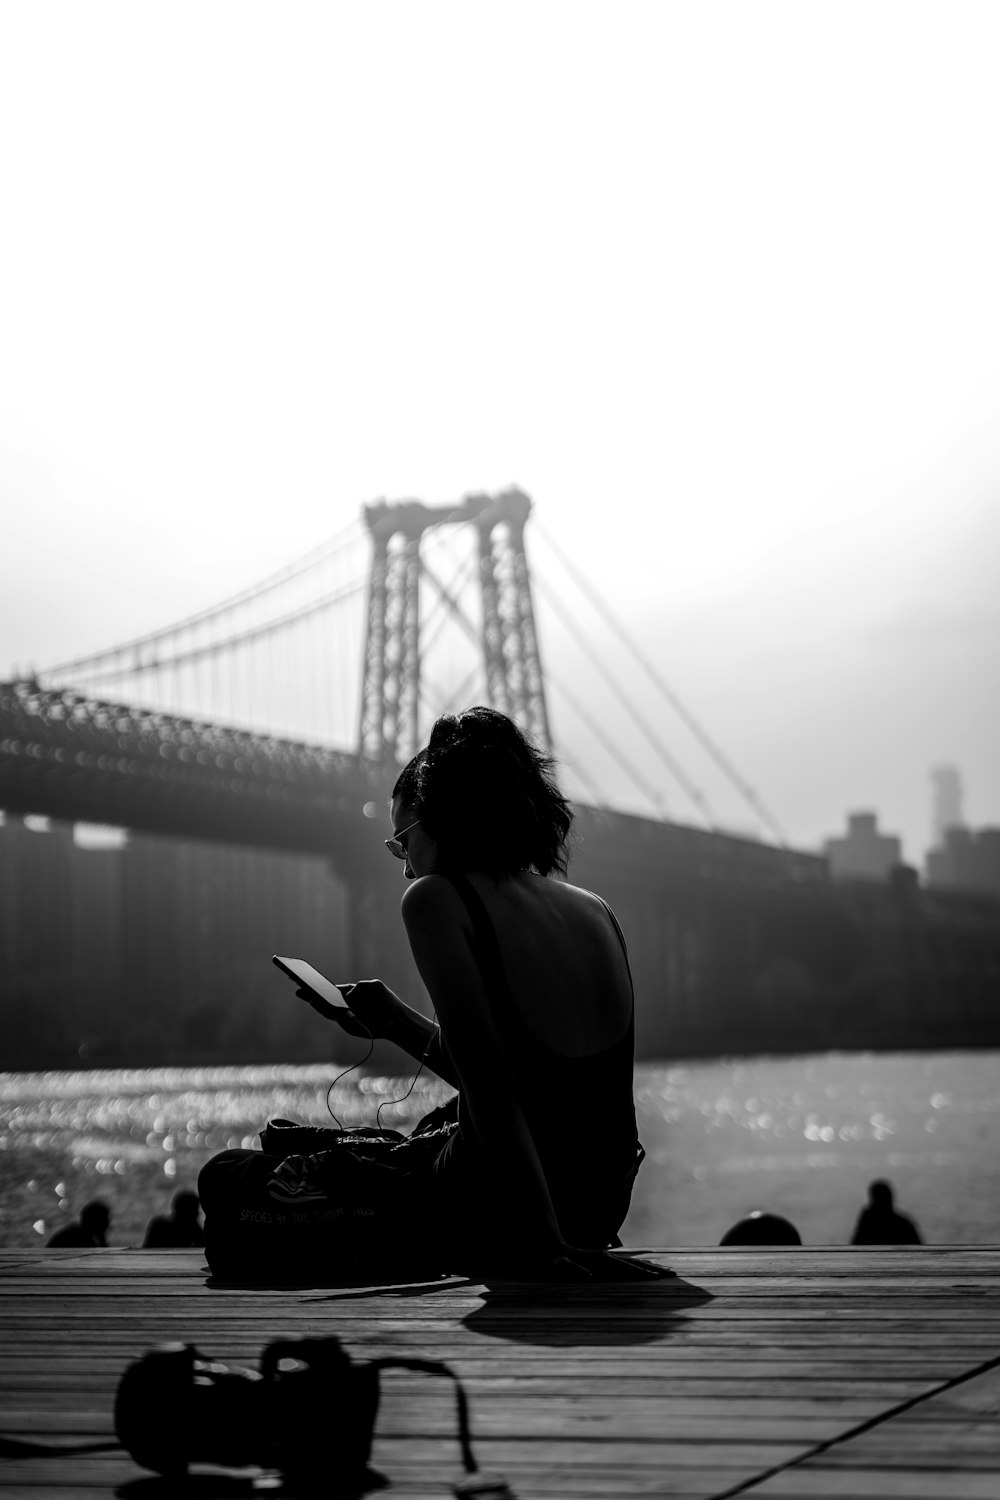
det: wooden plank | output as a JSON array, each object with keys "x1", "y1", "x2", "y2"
[
  {"x1": 746, "y1": 1473, "x2": 1000, "y2": 1497},
  {"x1": 6, "y1": 1246, "x2": 1000, "y2": 1272},
  {"x1": 4, "y1": 1271, "x2": 995, "y2": 1295},
  {"x1": 7, "y1": 1307, "x2": 1000, "y2": 1334},
  {"x1": 0, "y1": 1368, "x2": 940, "y2": 1400},
  {"x1": 0, "y1": 1411, "x2": 882, "y2": 1445},
  {"x1": 0, "y1": 1352, "x2": 961, "y2": 1377},
  {"x1": 0, "y1": 1387, "x2": 893, "y2": 1419}
]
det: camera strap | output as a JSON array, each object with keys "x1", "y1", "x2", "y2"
[{"x1": 369, "y1": 1356, "x2": 511, "y2": 1498}]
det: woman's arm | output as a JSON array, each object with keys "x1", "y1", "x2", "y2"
[
  {"x1": 401, "y1": 875, "x2": 566, "y2": 1261},
  {"x1": 386, "y1": 999, "x2": 460, "y2": 1089}
]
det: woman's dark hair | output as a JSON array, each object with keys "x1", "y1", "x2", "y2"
[{"x1": 392, "y1": 707, "x2": 572, "y2": 877}]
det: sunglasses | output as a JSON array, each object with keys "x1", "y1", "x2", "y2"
[{"x1": 384, "y1": 818, "x2": 421, "y2": 860}]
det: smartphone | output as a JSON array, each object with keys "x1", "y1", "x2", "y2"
[{"x1": 272, "y1": 955, "x2": 353, "y2": 1009}]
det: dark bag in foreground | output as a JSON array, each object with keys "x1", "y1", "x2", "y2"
[
  {"x1": 114, "y1": 1334, "x2": 511, "y2": 1494},
  {"x1": 198, "y1": 1100, "x2": 460, "y2": 1283}
]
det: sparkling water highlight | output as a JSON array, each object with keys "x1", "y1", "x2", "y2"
[{"x1": 2, "y1": 1051, "x2": 998, "y2": 1248}]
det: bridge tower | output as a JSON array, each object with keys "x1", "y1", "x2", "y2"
[{"x1": 358, "y1": 487, "x2": 552, "y2": 763}]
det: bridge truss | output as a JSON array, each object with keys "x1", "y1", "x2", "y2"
[{"x1": 0, "y1": 677, "x2": 385, "y2": 864}]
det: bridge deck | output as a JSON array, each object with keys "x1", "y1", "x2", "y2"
[{"x1": 2, "y1": 1246, "x2": 1000, "y2": 1498}]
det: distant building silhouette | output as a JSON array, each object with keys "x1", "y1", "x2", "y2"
[
  {"x1": 926, "y1": 825, "x2": 1000, "y2": 902},
  {"x1": 925, "y1": 767, "x2": 1000, "y2": 900},
  {"x1": 931, "y1": 764, "x2": 965, "y2": 847},
  {"x1": 824, "y1": 812, "x2": 902, "y2": 882}
]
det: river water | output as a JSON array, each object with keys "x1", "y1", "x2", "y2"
[{"x1": 2, "y1": 1049, "x2": 998, "y2": 1249}]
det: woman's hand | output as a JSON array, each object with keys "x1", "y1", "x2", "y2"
[{"x1": 296, "y1": 977, "x2": 404, "y2": 1042}]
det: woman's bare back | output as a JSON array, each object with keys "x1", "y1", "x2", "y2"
[{"x1": 462, "y1": 872, "x2": 633, "y2": 1058}]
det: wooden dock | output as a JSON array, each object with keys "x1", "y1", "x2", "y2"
[{"x1": 2, "y1": 1245, "x2": 1000, "y2": 1498}]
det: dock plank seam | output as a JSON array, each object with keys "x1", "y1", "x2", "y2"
[{"x1": 708, "y1": 1349, "x2": 1000, "y2": 1499}]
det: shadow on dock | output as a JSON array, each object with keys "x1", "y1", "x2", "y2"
[{"x1": 461, "y1": 1273, "x2": 712, "y2": 1346}]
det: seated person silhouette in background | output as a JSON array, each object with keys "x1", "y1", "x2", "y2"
[
  {"x1": 47, "y1": 1199, "x2": 111, "y2": 1247},
  {"x1": 142, "y1": 1189, "x2": 205, "y2": 1247},
  {"x1": 720, "y1": 1210, "x2": 802, "y2": 1246},
  {"x1": 850, "y1": 1179, "x2": 923, "y2": 1244}
]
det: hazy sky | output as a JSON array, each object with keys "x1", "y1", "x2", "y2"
[{"x1": 2, "y1": 1, "x2": 998, "y2": 863}]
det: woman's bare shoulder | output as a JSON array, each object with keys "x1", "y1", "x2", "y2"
[
  {"x1": 400, "y1": 873, "x2": 464, "y2": 919},
  {"x1": 400, "y1": 875, "x2": 483, "y2": 947},
  {"x1": 560, "y1": 878, "x2": 614, "y2": 908},
  {"x1": 538, "y1": 876, "x2": 618, "y2": 922}
]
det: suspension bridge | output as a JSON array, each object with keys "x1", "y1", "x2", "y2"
[
  {"x1": 0, "y1": 489, "x2": 934, "y2": 1058},
  {"x1": 0, "y1": 488, "x2": 790, "y2": 839}
]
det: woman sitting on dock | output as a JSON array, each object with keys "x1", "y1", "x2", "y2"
[{"x1": 201, "y1": 707, "x2": 657, "y2": 1281}]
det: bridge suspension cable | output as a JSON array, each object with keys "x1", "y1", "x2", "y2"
[
  {"x1": 534, "y1": 519, "x2": 787, "y2": 846},
  {"x1": 37, "y1": 515, "x2": 369, "y2": 749},
  {"x1": 41, "y1": 519, "x2": 365, "y2": 680},
  {"x1": 47, "y1": 577, "x2": 367, "y2": 687},
  {"x1": 545, "y1": 668, "x2": 669, "y2": 816},
  {"x1": 533, "y1": 571, "x2": 715, "y2": 829}
]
